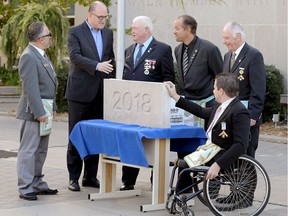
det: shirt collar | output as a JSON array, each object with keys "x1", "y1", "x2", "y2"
[
  {"x1": 220, "y1": 97, "x2": 236, "y2": 111},
  {"x1": 234, "y1": 42, "x2": 245, "y2": 58},
  {"x1": 29, "y1": 43, "x2": 45, "y2": 57}
]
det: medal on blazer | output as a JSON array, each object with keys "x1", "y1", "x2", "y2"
[
  {"x1": 43, "y1": 63, "x2": 49, "y2": 67},
  {"x1": 219, "y1": 122, "x2": 228, "y2": 138},
  {"x1": 238, "y1": 67, "x2": 245, "y2": 81},
  {"x1": 144, "y1": 59, "x2": 156, "y2": 75}
]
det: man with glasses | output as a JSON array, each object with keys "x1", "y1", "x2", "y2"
[
  {"x1": 16, "y1": 21, "x2": 58, "y2": 201},
  {"x1": 65, "y1": 1, "x2": 115, "y2": 192}
]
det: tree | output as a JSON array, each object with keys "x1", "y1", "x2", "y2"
[{"x1": 1, "y1": 2, "x2": 69, "y2": 69}]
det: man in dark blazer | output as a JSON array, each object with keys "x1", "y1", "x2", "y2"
[
  {"x1": 173, "y1": 14, "x2": 223, "y2": 191},
  {"x1": 65, "y1": 1, "x2": 115, "y2": 192},
  {"x1": 121, "y1": 16, "x2": 175, "y2": 191},
  {"x1": 16, "y1": 22, "x2": 58, "y2": 201},
  {"x1": 165, "y1": 72, "x2": 250, "y2": 179},
  {"x1": 222, "y1": 21, "x2": 266, "y2": 158}
]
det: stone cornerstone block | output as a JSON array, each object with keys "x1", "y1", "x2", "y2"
[{"x1": 104, "y1": 79, "x2": 170, "y2": 128}]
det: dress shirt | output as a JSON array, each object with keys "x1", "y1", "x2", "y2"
[
  {"x1": 133, "y1": 36, "x2": 153, "y2": 62},
  {"x1": 207, "y1": 97, "x2": 236, "y2": 139}
]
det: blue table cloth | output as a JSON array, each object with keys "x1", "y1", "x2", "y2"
[{"x1": 70, "y1": 119, "x2": 207, "y2": 167}]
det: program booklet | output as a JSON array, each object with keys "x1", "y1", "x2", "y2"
[{"x1": 40, "y1": 99, "x2": 53, "y2": 136}]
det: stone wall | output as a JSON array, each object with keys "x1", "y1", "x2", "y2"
[{"x1": 76, "y1": 0, "x2": 288, "y2": 91}]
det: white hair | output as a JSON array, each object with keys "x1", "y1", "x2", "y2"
[
  {"x1": 132, "y1": 16, "x2": 153, "y2": 33},
  {"x1": 224, "y1": 21, "x2": 246, "y2": 40}
]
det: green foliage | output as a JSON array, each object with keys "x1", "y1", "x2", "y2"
[
  {"x1": 263, "y1": 65, "x2": 284, "y2": 122},
  {"x1": 0, "y1": 66, "x2": 20, "y2": 86},
  {"x1": 55, "y1": 63, "x2": 69, "y2": 113},
  {"x1": 1, "y1": 2, "x2": 69, "y2": 69}
]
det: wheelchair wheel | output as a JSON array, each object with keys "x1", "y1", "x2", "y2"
[
  {"x1": 192, "y1": 172, "x2": 207, "y2": 206},
  {"x1": 203, "y1": 155, "x2": 271, "y2": 216},
  {"x1": 180, "y1": 207, "x2": 195, "y2": 216}
]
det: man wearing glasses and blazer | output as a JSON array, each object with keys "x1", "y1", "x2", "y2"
[{"x1": 65, "y1": 1, "x2": 115, "y2": 192}]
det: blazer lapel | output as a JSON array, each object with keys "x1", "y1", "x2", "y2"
[
  {"x1": 231, "y1": 44, "x2": 248, "y2": 72},
  {"x1": 81, "y1": 22, "x2": 100, "y2": 60},
  {"x1": 134, "y1": 38, "x2": 156, "y2": 68},
  {"x1": 186, "y1": 42, "x2": 200, "y2": 73},
  {"x1": 29, "y1": 45, "x2": 56, "y2": 86}
]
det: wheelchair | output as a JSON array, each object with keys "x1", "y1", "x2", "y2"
[{"x1": 166, "y1": 155, "x2": 271, "y2": 216}]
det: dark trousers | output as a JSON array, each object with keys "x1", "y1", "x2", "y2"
[
  {"x1": 246, "y1": 126, "x2": 260, "y2": 158},
  {"x1": 177, "y1": 97, "x2": 215, "y2": 191},
  {"x1": 121, "y1": 166, "x2": 140, "y2": 186},
  {"x1": 67, "y1": 94, "x2": 103, "y2": 181}
]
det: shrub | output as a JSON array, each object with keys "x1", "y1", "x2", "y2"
[
  {"x1": 55, "y1": 63, "x2": 68, "y2": 113},
  {"x1": 263, "y1": 65, "x2": 284, "y2": 122},
  {"x1": 0, "y1": 65, "x2": 20, "y2": 86}
]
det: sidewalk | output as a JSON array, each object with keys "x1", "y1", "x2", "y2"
[{"x1": 0, "y1": 103, "x2": 287, "y2": 216}]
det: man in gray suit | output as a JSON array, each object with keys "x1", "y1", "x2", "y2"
[{"x1": 16, "y1": 22, "x2": 58, "y2": 201}]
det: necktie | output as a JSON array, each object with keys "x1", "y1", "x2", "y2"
[
  {"x1": 230, "y1": 52, "x2": 236, "y2": 70},
  {"x1": 182, "y1": 46, "x2": 189, "y2": 76},
  {"x1": 206, "y1": 105, "x2": 222, "y2": 135},
  {"x1": 134, "y1": 44, "x2": 144, "y2": 66}
]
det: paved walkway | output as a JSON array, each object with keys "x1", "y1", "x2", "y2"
[{"x1": 0, "y1": 103, "x2": 287, "y2": 216}]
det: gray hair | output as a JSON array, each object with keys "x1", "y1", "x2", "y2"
[
  {"x1": 27, "y1": 22, "x2": 45, "y2": 42},
  {"x1": 224, "y1": 21, "x2": 246, "y2": 40},
  {"x1": 133, "y1": 16, "x2": 153, "y2": 33}
]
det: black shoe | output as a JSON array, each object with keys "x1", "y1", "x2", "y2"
[
  {"x1": 216, "y1": 193, "x2": 236, "y2": 204},
  {"x1": 19, "y1": 192, "x2": 38, "y2": 201},
  {"x1": 120, "y1": 184, "x2": 134, "y2": 191},
  {"x1": 82, "y1": 178, "x2": 100, "y2": 188},
  {"x1": 35, "y1": 188, "x2": 58, "y2": 195},
  {"x1": 68, "y1": 180, "x2": 80, "y2": 191}
]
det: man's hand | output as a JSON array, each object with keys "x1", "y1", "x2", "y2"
[
  {"x1": 250, "y1": 119, "x2": 256, "y2": 126},
  {"x1": 206, "y1": 162, "x2": 220, "y2": 180},
  {"x1": 97, "y1": 59, "x2": 114, "y2": 74},
  {"x1": 37, "y1": 115, "x2": 48, "y2": 122},
  {"x1": 164, "y1": 81, "x2": 180, "y2": 102}
]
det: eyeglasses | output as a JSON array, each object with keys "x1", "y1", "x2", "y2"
[
  {"x1": 40, "y1": 32, "x2": 52, "y2": 38},
  {"x1": 90, "y1": 12, "x2": 109, "y2": 20}
]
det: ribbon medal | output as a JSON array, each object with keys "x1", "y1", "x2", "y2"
[
  {"x1": 219, "y1": 122, "x2": 228, "y2": 138},
  {"x1": 238, "y1": 67, "x2": 245, "y2": 81},
  {"x1": 144, "y1": 59, "x2": 156, "y2": 75}
]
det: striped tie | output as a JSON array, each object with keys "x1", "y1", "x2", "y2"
[
  {"x1": 182, "y1": 46, "x2": 189, "y2": 76},
  {"x1": 230, "y1": 52, "x2": 236, "y2": 70}
]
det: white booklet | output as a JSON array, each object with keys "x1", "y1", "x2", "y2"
[{"x1": 40, "y1": 99, "x2": 53, "y2": 136}]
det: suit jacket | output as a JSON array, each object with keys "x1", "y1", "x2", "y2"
[
  {"x1": 16, "y1": 44, "x2": 57, "y2": 121},
  {"x1": 65, "y1": 21, "x2": 115, "y2": 103},
  {"x1": 175, "y1": 37, "x2": 223, "y2": 100},
  {"x1": 223, "y1": 43, "x2": 266, "y2": 125},
  {"x1": 123, "y1": 37, "x2": 175, "y2": 82},
  {"x1": 176, "y1": 97, "x2": 250, "y2": 170}
]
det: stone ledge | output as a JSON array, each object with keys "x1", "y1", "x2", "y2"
[{"x1": 0, "y1": 86, "x2": 21, "y2": 96}]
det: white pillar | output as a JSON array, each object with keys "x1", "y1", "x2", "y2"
[{"x1": 116, "y1": 0, "x2": 125, "y2": 79}]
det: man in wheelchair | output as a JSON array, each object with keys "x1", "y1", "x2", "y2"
[{"x1": 165, "y1": 72, "x2": 252, "y2": 208}]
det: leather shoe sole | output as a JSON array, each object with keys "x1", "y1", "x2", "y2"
[
  {"x1": 68, "y1": 180, "x2": 80, "y2": 191},
  {"x1": 35, "y1": 188, "x2": 58, "y2": 195},
  {"x1": 120, "y1": 184, "x2": 134, "y2": 191},
  {"x1": 19, "y1": 192, "x2": 38, "y2": 201},
  {"x1": 82, "y1": 178, "x2": 100, "y2": 188}
]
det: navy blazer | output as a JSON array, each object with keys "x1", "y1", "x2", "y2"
[
  {"x1": 176, "y1": 97, "x2": 250, "y2": 170},
  {"x1": 223, "y1": 43, "x2": 266, "y2": 124},
  {"x1": 123, "y1": 38, "x2": 175, "y2": 83},
  {"x1": 65, "y1": 22, "x2": 115, "y2": 103},
  {"x1": 175, "y1": 37, "x2": 223, "y2": 100}
]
